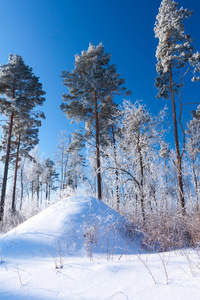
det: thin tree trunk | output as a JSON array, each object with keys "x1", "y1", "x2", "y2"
[
  {"x1": 31, "y1": 181, "x2": 34, "y2": 202},
  {"x1": 20, "y1": 166, "x2": 23, "y2": 210},
  {"x1": 60, "y1": 151, "x2": 64, "y2": 196},
  {"x1": 139, "y1": 150, "x2": 145, "y2": 221},
  {"x1": 169, "y1": 63, "x2": 186, "y2": 215},
  {"x1": 48, "y1": 182, "x2": 51, "y2": 203},
  {"x1": 94, "y1": 92, "x2": 102, "y2": 200},
  {"x1": 46, "y1": 182, "x2": 48, "y2": 202},
  {"x1": 40, "y1": 183, "x2": 43, "y2": 207},
  {"x1": 192, "y1": 159, "x2": 199, "y2": 211},
  {"x1": 12, "y1": 134, "x2": 21, "y2": 213},
  {"x1": 37, "y1": 171, "x2": 40, "y2": 207},
  {"x1": 0, "y1": 110, "x2": 14, "y2": 221},
  {"x1": 111, "y1": 125, "x2": 120, "y2": 211}
]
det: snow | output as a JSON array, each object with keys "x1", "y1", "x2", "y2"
[{"x1": 0, "y1": 196, "x2": 200, "y2": 299}]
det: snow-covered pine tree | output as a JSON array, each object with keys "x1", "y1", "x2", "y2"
[
  {"x1": 154, "y1": 0, "x2": 200, "y2": 214},
  {"x1": 61, "y1": 43, "x2": 130, "y2": 200},
  {"x1": 0, "y1": 54, "x2": 46, "y2": 220}
]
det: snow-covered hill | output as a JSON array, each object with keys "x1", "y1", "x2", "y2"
[
  {"x1": 0, "y1": 196, "x2": 200, "y2": 299},
  {"x1": 0, "y1": 196, "x2": 138, "y2": 259}
]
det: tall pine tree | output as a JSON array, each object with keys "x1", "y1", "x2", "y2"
[
  {"x1": 61, "y1": 43, "x2": 130, "y2": 200},
  {"x1": 0, "y1": 54, "x2": 45, "y2": 220}
]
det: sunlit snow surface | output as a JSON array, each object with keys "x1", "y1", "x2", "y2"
[{"x1": 0, "y1": 196, "x2": 200, "y2": 299}]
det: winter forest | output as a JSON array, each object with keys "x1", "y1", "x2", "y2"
[
  {"x1": 0, "y1": 0, "x2": 200, "y2": 236},
  {"x1": 0, "y1": 0, "x2": 200, "y2": 265},
  {"x1": 1, "y1": 0, "x2": 200, "y2": 298}
]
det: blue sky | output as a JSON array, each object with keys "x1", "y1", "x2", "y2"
[{"x1": 0, "y1": 0, "x2": 200, "y2": 158}]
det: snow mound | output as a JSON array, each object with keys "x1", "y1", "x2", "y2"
[{"x1": 0, "y1": 196, "x2": 138, "y2": 260}]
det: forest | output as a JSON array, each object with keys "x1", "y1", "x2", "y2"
[{"x1": 0, "y1": 0, "x2": 200, "y2": 252}]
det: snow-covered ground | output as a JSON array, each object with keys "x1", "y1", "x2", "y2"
[{"x1": 0, "y1": 196, "x2": 200, "y2": 299}]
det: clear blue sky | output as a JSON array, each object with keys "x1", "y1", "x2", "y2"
[{"x1": 0, "y1": 0, "x2": 200, "y2": 158}]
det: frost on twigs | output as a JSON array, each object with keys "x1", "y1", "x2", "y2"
[{"x1": 82, "y1": 202, "x2": 124, "y2": 260}]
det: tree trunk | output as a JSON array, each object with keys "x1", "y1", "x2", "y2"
[
  {"x1": 31, "y1": 181, "x2": 34, "y2": 202},
  {"x1": 0, "y1": 110, "x2": 14, "y2": 221},
  {"x1": 60, "y1": 151, "x2": 64, "y2": 195},
  {"x1": 111, "y1": 125, "x2": 120, "y2": 211},
  {"x1": 46, "y1": 182, "x2": 48, "y2": 202},
  {"x1": 20, "y1": 166, "x2": 23, "y2": 210},
  {"x1": 169, "y1": 63, "x2": 186, "y2": 215},
  {"x1": 139, "y1": 150, "x2": 145, "y2": 221},
  {"x1": 94, "y1": 92, "x2": 102, "y2": 200},
  {"x1": 48, "y1": 182, "x2": 51, "y2": 203},
  {"x1": 37, "y1": 171, "x2": 40, "y2": 207},
  {"x1": 12, "y1": 134, "x2": 21, "y2": 213},
  {"x1": 192, "y1": 159, "x2": 199, "y2": 211}
]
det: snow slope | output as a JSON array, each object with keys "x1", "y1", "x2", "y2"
[{"x1": 0, "y1": 196, "x2": 200, "y2": 300}]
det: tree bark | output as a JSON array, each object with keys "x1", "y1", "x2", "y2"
[
  {"x1": 37, "y1": 171, "x2": 40, "y2": 207},
  {"x1": 12, "y1": 134, "x2": 21, "y2": 213},
  {"x1": 169, "y1": 63, "x2": 186, "y2": 215},
  {"x1": 0, "y1": 110, "x2": 14, "y2": 221},
  {"x1": 111, "y1": 125, "x2": 120, "y2": 211},
  {"x1": 94, "y1": 92, "x2": 102, "y2": 200},
  {"x1": 192, "y1": 159, "x2": 199, "y2": 211},
  {"x1": 20, "y1": 166, "x2": 23, "y2": 210},
  {"x1": 139, "y1": 149, "x2": 145, "y2": 221}
]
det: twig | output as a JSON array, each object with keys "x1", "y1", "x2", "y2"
[
  {"x1": 158, "y1": 253, "x2": 169, "y2": 284},
  {"x1": 16, "y1": 267, "x2": 23, "y2": 286},
  {"x1": 136, "y1": 254, "x2": 157, "y2": 284},
  {"x1": 107, "y1": 291, "x2": 129, "y2": 300}
]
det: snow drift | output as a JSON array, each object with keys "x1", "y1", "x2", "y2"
[{"x1": 0, "y1": 196, "x2": 137, "y2": 260}]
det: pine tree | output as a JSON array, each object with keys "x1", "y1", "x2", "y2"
[
  {"x1": 0, "y1": 54, "x2": 45, "y2": 220},
  {"x1": 154, "y1": 0, "x2": 200, "y2": 214},
  {"x1": 61, "y1": 43, "x2": 130, "y2": 200}
]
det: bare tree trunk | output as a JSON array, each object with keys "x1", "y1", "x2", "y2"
[
  {"x1": 169, "y1": 63, "x2": 186, "y2": 215},
  {"x1": 94, "y1": 92, "x2": 102, "y2": 200},
  {"x1": 139, "y1": 150, "x2": 145, "y2": 221},
  {"x1": 12, "y1": 134, "x2": 21, "y2": 213},
  {"x1": 192, "y1": 159, "x2": 199, "y2": 211},
  {"x1": 20, "y1": 166, "x2": 23, "y2": 210},
  {"x1": 0, "y1": 110, "x2": 14, "y2": 221},
  {"x1": 37, "y1": 172, "x2": 40, "y2": 207},
  {"x1": 31, "y1": 181, "x2": 34, "y2": 202},
  {"x1": 48, "y1": 182, "x2": 51, "y2": 204},
  {"x1": 111, "y1": 125, "x2": 120, "y2": 211},
  {"x1": 59, "y1": 151, "x2": 64, "y2": 196},
  {"x1": 40, "y1": 183, "x2": 43, "y2": 207},
  {"x1": 46, "y1": 182, "x2": 48, "y2": 204}
]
